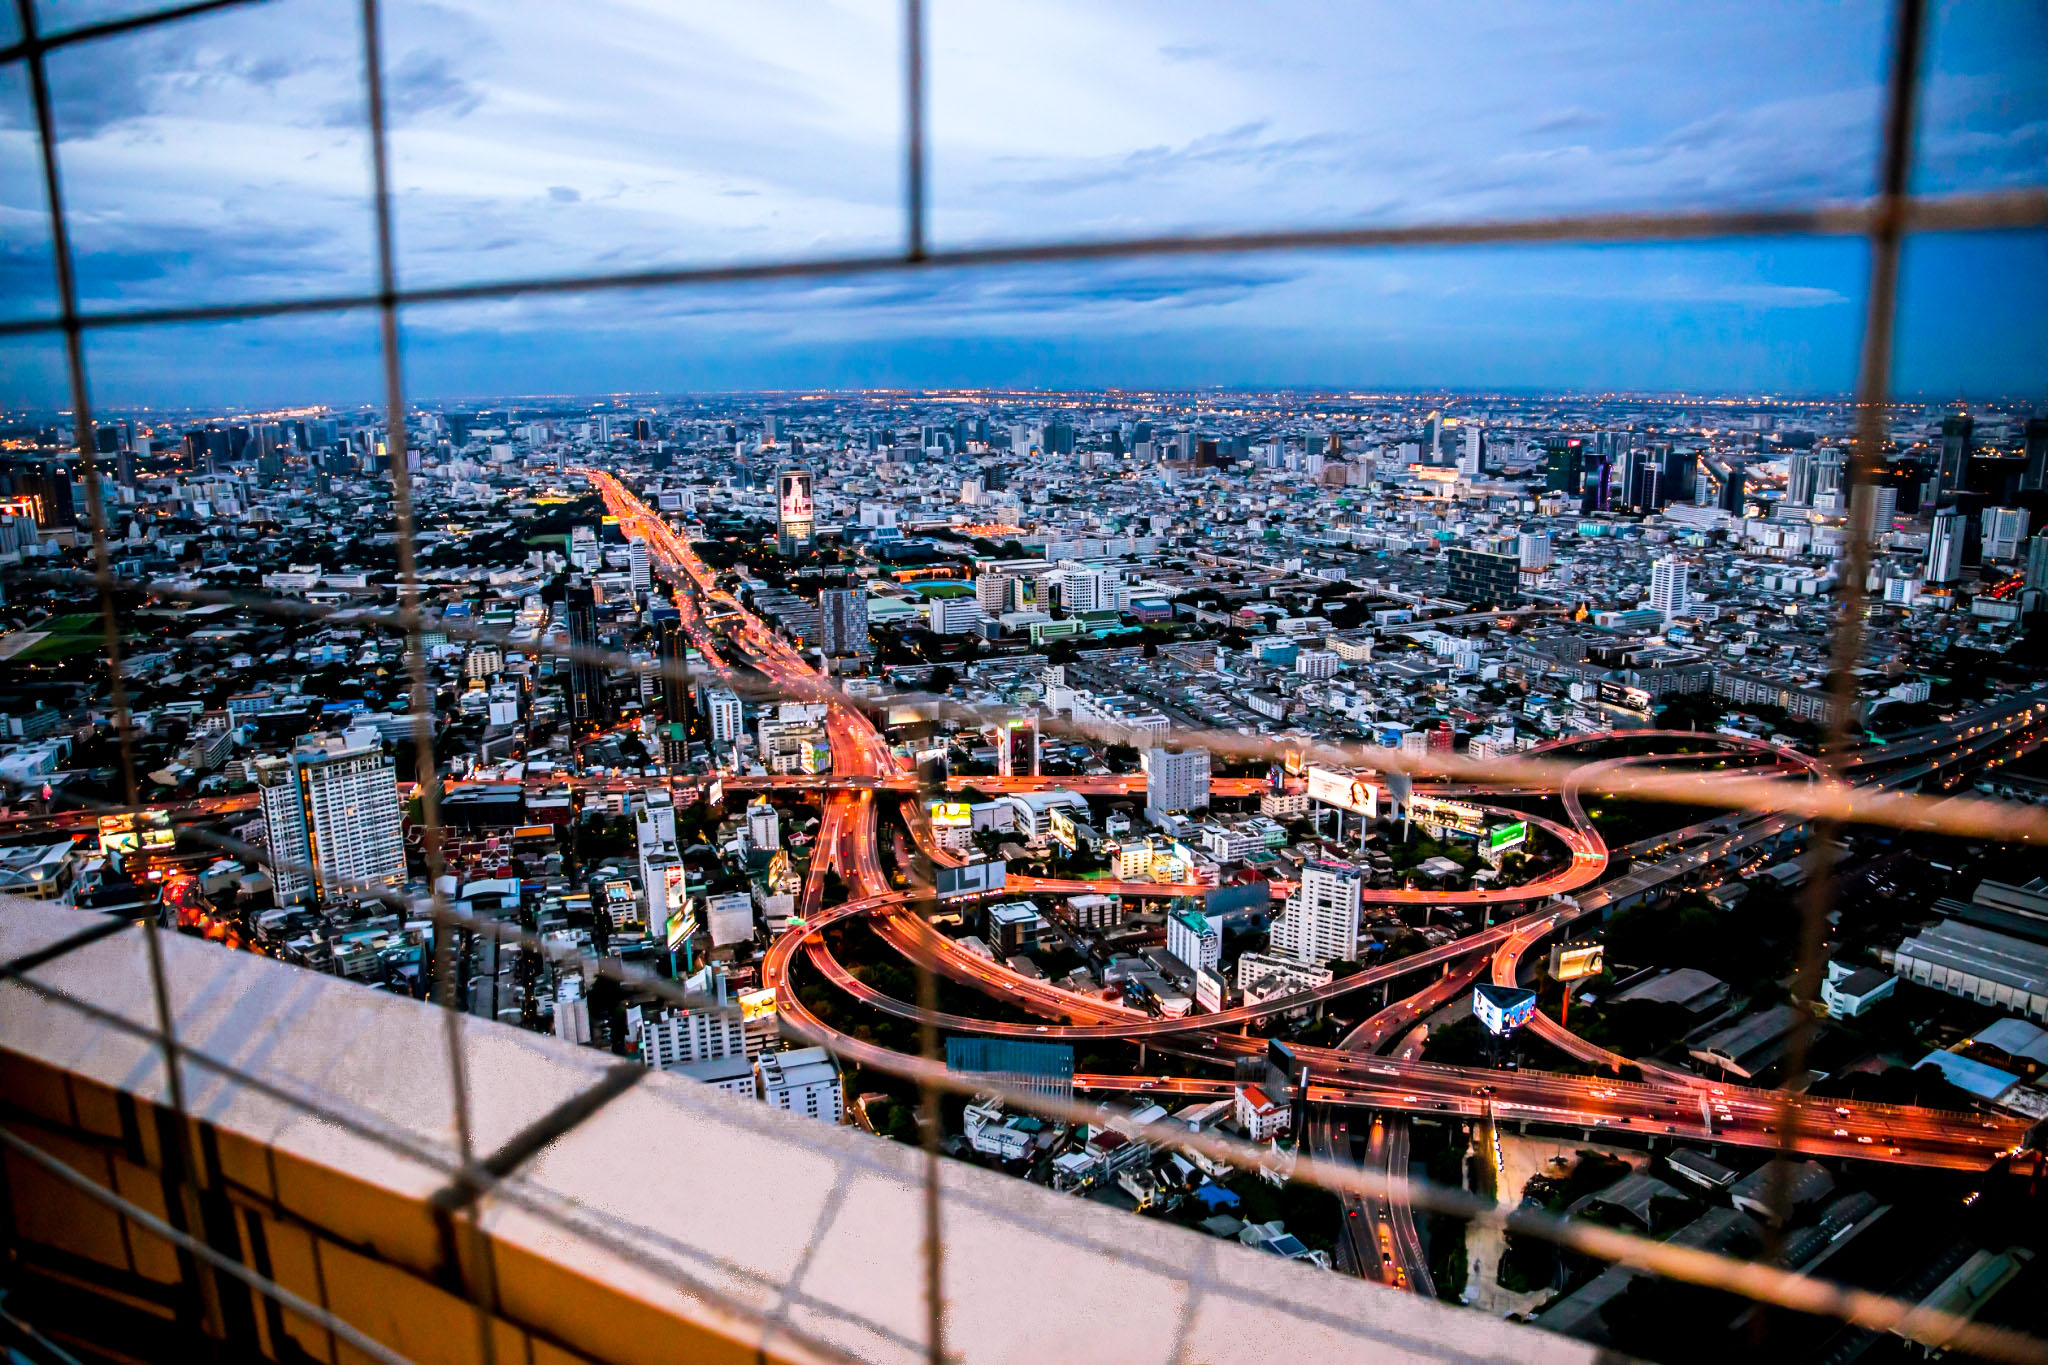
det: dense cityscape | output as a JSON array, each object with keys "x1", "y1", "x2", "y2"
[{"x1": 3, "y1": 389, "x2": 2047, "y2": 1360}]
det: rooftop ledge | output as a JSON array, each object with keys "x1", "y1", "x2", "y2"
[{"x1": 0, "y1": 897, "x2": 1601, "y2": 1364}]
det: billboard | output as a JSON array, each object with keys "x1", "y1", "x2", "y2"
[
  {"x1": 1305, "y1": 765, "x2": 1378, "y2": 818},
  {"x1": 1597, "y1": 681, "x2": 1654, "y2": 714},
  {"x1": 706, "y1": 891, "x2": 755, "y2": 947},
  {"x1": 1487, "y1": 821, "x2": 1529, "y2": 855},
  {"x1": 99, "y1": 811, "x2": 175, "y2": 857},
  {"x1": 936, "y1": 859, "x2": 1007, "y2": 900},
  {"x1": 777, "y1": 469, "x2": 814, "y2": 526},
  {"x1": 738, "y1": 987, "x2": 778, "y2": 1023},
  {"x1": 1048, "y1": 805, "x2": 1079, "y2": 852},
  {"x1": 1194, "y1": 966, "x2": 1227, "y2": 1014},
  {"x1": 1473, "y1": 982, "x2": 1538, "y2": 1036},
  {"x1": 1548, "y1": 942, "x2": 1606, "y2": 981},
  {"x1": 1407, "y1": 794, "x2": 1487, "y2": 837},
  {"x1": 928, "y1": 801, "x2": 973, "y2": 827}
]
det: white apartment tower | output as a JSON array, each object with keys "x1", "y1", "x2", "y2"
[
  {"x1": 1650, "y1": 556, "x2": 1690, "y2": 623},
  {"x1": 747, "y1": 796, "x2": 781, "y2": 852},
  {"x1": 757, "y1": 1046, "x2": 843, "y2": 1123},
  {"x1": 1927, "y1": 507, "x2": 1966, "y2": 584},
  {"x1": 1270, "y1": 859, "x2": 1362, "y2": 966},
  {"x1": 628, "y1": 537, "x2": 651, "y2": 591},
  {"x1": 256, "y1": 738, "x2": 406, "y2": 906},
  {"x1": 1142, "y1": 747, "x2": 1211, "y2": 823}
]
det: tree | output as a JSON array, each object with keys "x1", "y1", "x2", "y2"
[
  {"x1": 1103, "y1": 743, "x2": 1140, "y2": 773},
  {"x1": 927, "y1": 666, "x2": 959, "y2": 693}
]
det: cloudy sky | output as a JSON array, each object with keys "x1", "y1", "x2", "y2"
[{"x1": 2, "y1": 0, "x2": 2043, "y2": 409}]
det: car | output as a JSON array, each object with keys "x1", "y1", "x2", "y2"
[{"x1": 1833, "y1": 1128, "x2": 1850, "y2": 1138}]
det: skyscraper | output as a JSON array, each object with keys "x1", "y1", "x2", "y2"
[
  {"x1": 1982, "y1": 507, "x2": 2031, "y2": 563},
  {"x1": 818, "y1": 587, "x2": 869, "y2": 659},
  {"x1": 656, "y1": 616, "x2": 691, "y2": 765},
  {"x1": 256, "y1": 738, "x2": 407, "y2": 906},
  {"x1": 1270, "y1": 860, "x2": 1362, "y2": 966},
  {"x1": 1933, "y1": 414, "x2": 1974, "y2": 505},
  {"x1": 1543, "y1": 438, "x2": 1584, "y2": 494},
  {"x1": 1926, "y1": 506, "x2": 1966, "y2": 583},
  {"x1": 1142, "y1": 747, "x2": 1210, "y2": 824},
  {"x1": 1786, "y1": 448, "x2": 1819, "y2": 507},
  {"x1": 1459, "y1": 425, "x2": 1484, "y2": 478},
  {"x1": 1650, "y1": 556, "x2": 1690, "y2": 623},
  {"x1": 564, "y1": 581, "x2": 603, "y2": 729},
  {"x1": 2023, "y1": 418, "x2": 2048, "y2": 493},
  {"x1": 628, "y1": 538, "x2": 651, "y2": 591}
]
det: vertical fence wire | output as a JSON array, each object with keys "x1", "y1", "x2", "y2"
[
  {"x1": 1767, "y1": 0, "x2": 1926, "y2": 1248},
  {"x1": 357, "y1": 0, "x2": 499, "y2": 1359},
  {"x1": 13, "y1": 0, "x2": 218, "y2": 1345}
]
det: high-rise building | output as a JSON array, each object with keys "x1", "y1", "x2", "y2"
[
  {"x1": 255, "y1": 737, "x2": 406, "y2": 907},
  {"x1": 975, "y1": 573, "x2": 1015, "y2": 615},
  {"x1": 1926, "y1": 506, "x2": 1966, "y2": 583},
  {"x1": 1459, "y1": 425, "x2": 1484, "y2": 478},
  {"x1": 628, "y1": 538, "x2": 650, "y2": 591},
  {"x1": 1142, "y1": 747, "x2": 1211, "y2": 824},
  {"x1": 1544, "y1": 438, "x2": 1584, "y2": 494},
  {"x1": 2024, "y1": 533, "x2": 2048, "y2": 593},
  {"x1": 2023, "y1": 418, "x2": 2048, "y2": 492},
  {"x1": 1650, "y1": 556, "x2": 1690, "y2": 623},
  {"x1": 757, "y1": 1046, "x2": 843, "y2": 1123},
  {"x1": 1166, "y1": 905, "x2": 1221, "y2": 973},
  {"x1": 1518, "y1": 532, "x2": 1553, "y2": 572},
  {"x1": 1933, "y1": 414, "x2": 1974, "y2": 505},
  {"x1": 1445, "y1": 546, "x2": 1521, "y2": 606},
  {"x1": 564, "y1": 580, "x2": 603, "y2": 729},
  {"x1": 1786, "y1": 448, "x2": 1819, "y2": 507},
  {"x1": 747, "y1": 797, "x2": 780, "y2": 852},
  {"x1": 702, "y1": 685, "x2": 743, "y2": 751},
  {"x1": 1270, "y1": 860, "x2": 1362, "y2": 966},
  {"x1": 1982, "y1": 506, "x2": 2031, "y2": 562},
  {"x1": 655, "y1": 616, "x2": 691, "y2": 765},
  {"x1": 637, "y1": 1006, "x2": 745, "y2": 1071},
  {"x1": 818, "y1": 587, "x2": 868, "y2": 658},
  {"x1": 776, "y1": 468, "x2": 814, "y2": 557}
]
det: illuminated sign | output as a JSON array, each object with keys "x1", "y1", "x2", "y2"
[
  {"x1": 1407, "y1": 794, "x2": 1486, "y2": 837},
  {"x1": 1194, "y1": 967, "x2": 1227, "y2": 1014},
  {"x1": 777, "y1": 469, "x2": 814, "y2": 526},
  {"x1": 739, "y1": 987, "x2": 778, "y2": 1023},
  {"x1": 1304, "y1": 765, "x2": 1378, "y2": 818},
  {"x1": 662, "y1": 865, "x2": 694, "y2": 949},
  {"x1": 936, "y1": 859, "x2": 1007, "y2": 900},
  {"x1": 706, "y1": 778, "x2": 725, "y2": 809},
  {"x1": 1597, "y1": 681, "x2": 1655, "y2": 714},
  {"x1": 98, "y1": 811, "x2": 176, "y2": 857},
  {"x1": 1473, "y1": 983, "x2": 1537, "y2": 1036},
  {"x1": 1548, "y1": 943, "x2": 1605, "y2": 982},
  {"x1": 1283, "y1": 748, "x2": 1306, "y2": 777},
  {"x1": 928, "y1": 801, "x2": 973, "y2": 827},
  {"x1": 1048, "y1": 806, "x2": 1079, "y2": 852},
  {"x1": 1487, "y1": 821, "x2": 1529, "y2": 855}
]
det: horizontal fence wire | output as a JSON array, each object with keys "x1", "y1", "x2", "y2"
[{"x1": 4, "y1": 0, "x2": 2046, "y2": 1360}]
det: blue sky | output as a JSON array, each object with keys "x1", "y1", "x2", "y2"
[{"x1": 1, "y1": 0, "x2": 2043, "y2": 409}]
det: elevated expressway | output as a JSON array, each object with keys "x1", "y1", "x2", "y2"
[{"x1": 591, "y1": 471, "x2": 2040, "y2": 1202}]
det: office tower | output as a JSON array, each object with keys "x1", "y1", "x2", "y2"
[
  {"x1": 1270, "y1": 859, "x2": 1362, "y2": 966},
  {"x1": 1933, "y1": 414, "x2": 1973, "y2": 504},
  {"x1": 1650, "y1": 556, "x2": 1690, "y2": 623},
  {"x1": 1982, "y1": 507, "x2": 2031, "y2": 562},
  {"x1": 1056, "y1": 563, "x2": 1112, "y2": 613},
  {"x1": 1518, "y1": 532, "x2": 1553, "y2": 572},
  {"x1": 2024, "y1": 418, "x2": 2048, "y2": 492},
  {"x1": 1543, "y1": 438, "x2": 1583, "y2": 494},
  {"x1": 656, "y1": 617, "x2": 691, "y2": 764},
  {"x1": 1787, "y1": 449, "x2": 1818, "y2": 507},
  {"x1": 1422, "y1": 411, "x2": 1442, "y2": 464},
  {"x1": 776, "y1": 468, "x2": 814, "y2": 557},
  {"x1": 628, "y1": 538, "x2": 650, "y2": 591},
  {"x1": 1717, "y1": 463, "x2": 1748, "y2": 515},
  {"x1": 255, "y1": 738, "x2": 406, "y2": 907},
  {"x1": 757, "y1": 1047, "x2": 843, "y2": 1122},
  {"x1": 1, "y1": 458, "x2": 77, "y2": 528},
  {"x1": 747, "y1": 797, "x2": 780, "y2": 852},
  {"x1": 1167, "y1": 906, "x2": 1221, "y2": 973},
  {"x1": 975, "y1": 573, "x2": 1014, "y2": 615},
  {"x1": 1926, "y1": 506, "x2": 1966, "y2": 583},
  {"x1": 1445, "y1": 546, "x2": 1521, "y2": 606},
  {"x1": 1459, "y1": 425, "x2": 1484, "y2": 478},
  {"x1": 818, "y1": 587, "x2": 869, "y2": 658},
  {"x1": 564, "y1": 581, "x2": 603, "y2": 729},
  {"x1": 702, "y1": 685, "x2": 743, "y2": 750},
  {"x1": 1142, "y1": 747, "x2": 1211, "y2": 824},
  {"x1": 1860, "y1": 485, "x2": 1899, "y2": 539},
  {"x1": 2024, "y1": 533, "x2": 2048, "y2": 592}
]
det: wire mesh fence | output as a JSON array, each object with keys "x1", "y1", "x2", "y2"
[{"x1": 3, "y1": 0, "x2": 2047, "y2": 1362}]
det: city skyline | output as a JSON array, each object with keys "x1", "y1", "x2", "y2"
[{"x1": 3, "y1": 1, "x2": 2044, "y2": 407}]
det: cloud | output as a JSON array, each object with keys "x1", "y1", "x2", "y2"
[{"x1": 548, "y1": 185, "x2": 581, "y2": 203}]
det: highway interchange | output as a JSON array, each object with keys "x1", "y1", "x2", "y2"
[{"x1": 590, "y1": 470, "x2": 2047, "y2": 1297}]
